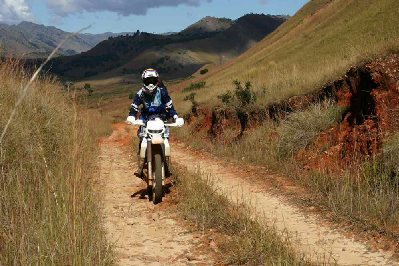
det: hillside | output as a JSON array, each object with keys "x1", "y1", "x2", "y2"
[
  {"x1": 0, "y1": 21, "x2": 134, "y2": 58},
  {"x1": 174, "y1": 0, "x2": 399, "y2": 109},
  {"x1": 171, "y1": 0, "x2": 399, "y2": 248},
  {"x1": 48, "y1": 14, "x2": 286, "y2": 80},
  {"x1": 181, "y1": 16, "x2": 233, "y2": 35}
]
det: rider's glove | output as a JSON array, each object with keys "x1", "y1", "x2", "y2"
[
  {"x1": 173, "y1": 115, "x2": 184, "y2": 127},
  {"x1": 126, "y1": 116, "x2": 135, "y2": 125}
]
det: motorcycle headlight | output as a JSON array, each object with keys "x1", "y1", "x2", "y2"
[{"x1": 148, "y1": 129, "x2": 163, "y2": 134}]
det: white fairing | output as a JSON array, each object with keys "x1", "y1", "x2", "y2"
[
  {"x1": 140, "y1": 138, "x2": 148, "y2": 159},
  {"x1": 147, "y1": 119, "x2": 165, "y2": 133},
  {"x1": 164, "y1": 139, "x2": 171, "y2": 157}
]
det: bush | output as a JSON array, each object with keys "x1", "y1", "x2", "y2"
[
  {"x1": 182, "y1": 81, "x2": 206, "y2": 93},
  {"x1": 217, "y1": 80, "x2": 257, "y2": 107},
  {"x1": 200, "y1": 68, "x2": 208, "y2": 75}
]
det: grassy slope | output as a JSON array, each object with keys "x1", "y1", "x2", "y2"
[
  {"x1": 173, "y1": 0, "x2": 399, "y2": 110},
  {"x1": 0, "y1": 61, "x2": 113, "y2": 265},
  {"x1": 173, "y1": 0, "x2": 399, "y2": 239}
]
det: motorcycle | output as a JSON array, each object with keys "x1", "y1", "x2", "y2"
[{"x1": 131, "y1": 117, "x2": 184, "y2": 204}]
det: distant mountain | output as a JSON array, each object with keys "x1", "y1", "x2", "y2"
[
  {"x1": 0, "y1": 21, "x2": 135, "y2": 58},
  {"x1": 48, "y1": 14, "x2": 287, "y2": 80},
  {"x1": 181, "y1": 16, "x2": 233, "y2": 35}
]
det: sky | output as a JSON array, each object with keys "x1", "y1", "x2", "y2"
[{"x1": 0, "y1": 0, "x2": 308, "y2": 34}]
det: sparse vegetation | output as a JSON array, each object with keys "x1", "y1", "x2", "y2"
[
  {"x1": 182, "y1": 81, "x2": 206, "y2": 93},
  {"x1": 0, "y1": 61, "x2": 113, "y2": 265},
  {"x1": 174, "y1": 166, "x2": 311, "y2": 265}
]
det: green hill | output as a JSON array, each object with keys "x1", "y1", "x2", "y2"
[
  {"x1": 48, "y1": 14, "x2": 286, "y2": 80},
  {"x1": 0, "y1": 21, "x2": 133, "y2": 58},
  {"x1": 174, "y1": 0, "x2": 399, "y2": 110}
]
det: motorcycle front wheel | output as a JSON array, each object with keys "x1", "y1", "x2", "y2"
[{"x1": 153, "y1": 145, "x2": 164, "y2": 204}]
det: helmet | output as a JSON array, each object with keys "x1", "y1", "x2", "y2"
[{"x1": 142, "y1": 68, "x2": 159, "y2": 94}]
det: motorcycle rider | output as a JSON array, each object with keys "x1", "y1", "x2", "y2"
[
  {"x1": 126, "y1": 68, "x2": 183, "y2": 175},
  {"x1": 126, "y1": 68, "x2": 182, "y2": 129}
]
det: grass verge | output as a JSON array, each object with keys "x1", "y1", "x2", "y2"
[
  {"x1": 173, "y1": 166, "x2": 312, "y2": 265},
  {"x1": 0, "y1": 60, "x2": 114, "y2": 265},
  {"x1": 176, "y1": 101, "x2": 399, "y2": 239}
]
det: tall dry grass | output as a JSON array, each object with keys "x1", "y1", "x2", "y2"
[{"x1": 0, "y1": 60, "x2": 114, "y2": 265}]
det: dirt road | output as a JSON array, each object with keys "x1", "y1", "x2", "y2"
[
  {"x1": 172, "y1": 143, "x2": 398, "y2": 266},
  {"x1": 99, "y1": 124, "x2": 215, "y2": 265},
  {"x1": 99, "y1": 123, "x2": 397, "y2": 265}
]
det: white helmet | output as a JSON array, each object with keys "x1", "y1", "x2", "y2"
[{"x1": 142, "y1": 68, "x2": 159, "y2": 94}]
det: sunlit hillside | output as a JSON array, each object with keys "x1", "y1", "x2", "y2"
[{"x1": 174, "y1": 0, "x2": 399, "y2": 111}]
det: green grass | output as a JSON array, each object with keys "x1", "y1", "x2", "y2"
[
  {"x1": 174, "y1": 166, "x2": 312, "y2": 265},
  {"x1": 0, "y1": 60, "x2": 114, "y2": 265}
]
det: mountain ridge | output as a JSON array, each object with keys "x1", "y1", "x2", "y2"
[
  {"x1": 0, "y1": 21, "x2": 137, "y2": 58},
  {"x1": 48, "y1": 13, "x2": 287, "y2": 80}
]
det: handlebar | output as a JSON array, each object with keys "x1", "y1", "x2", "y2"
[{"x1": 126, "y1": 118, "x2": 184, "y2": 127}]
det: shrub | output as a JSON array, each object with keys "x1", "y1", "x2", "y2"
[
  {"x1": 182, "y1": 81, "x2": 206, "y2": 93},
  {"x1": 217, "y1": 80, "x2": 257, "y2": 107},
  {"x1": 200, "y1": 68, "x2": 208, "y2": 75}
]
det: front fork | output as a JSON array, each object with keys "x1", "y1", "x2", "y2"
[{"x1": 139, "y1": 138, "x2": 169, "y2": 185}]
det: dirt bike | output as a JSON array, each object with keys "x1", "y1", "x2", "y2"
[{"x1": 131, "y1": 117, "x2": 184, "y2": 204}]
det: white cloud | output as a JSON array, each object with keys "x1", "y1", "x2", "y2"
[
  {"x1": 46, "y1": 0, "x2": 212, "y2": 17},
  {"x1": 0, "y1": 0, "x2": 34, "y2": 24}
]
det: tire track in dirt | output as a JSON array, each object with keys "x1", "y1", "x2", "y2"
[
  {"x1": 172, "y1": 143, "x2": 398, "y2": 266},
  {"x1": 98, "y1": 125, "x2": 215, "y2": 265}
]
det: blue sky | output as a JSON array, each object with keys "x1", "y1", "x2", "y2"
[{"x1": 1, "y1": 0, "x2": 308, "y2": 34}]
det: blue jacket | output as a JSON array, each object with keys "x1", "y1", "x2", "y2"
[{"x1": 129, "y1": 85, "x2": 178, "y2": 121}]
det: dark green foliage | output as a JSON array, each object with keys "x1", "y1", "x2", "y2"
[
  {"x1": 233, "y1": 80, "x2": 257, "y2": 106},
  {"x1": 200, "y1": 68, "x2": 208, "y2": 75},
  {"x1": 218, "y1": 80, "x2": 257, "y2": 107},
  {"x1": 182, "y1": 81, "x2": 206, "y2": 93},
  {"x1": 217, "y1": 91, "x2": 233, "y2": 104}
]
